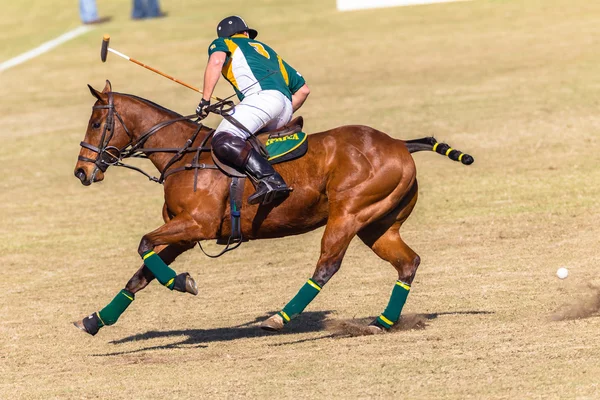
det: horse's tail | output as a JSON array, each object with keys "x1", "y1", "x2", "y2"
[{"x1": 404, "y1": 137, "x2": 474, "y2": 165}]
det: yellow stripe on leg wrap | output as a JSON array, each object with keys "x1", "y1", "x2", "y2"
[
  {"x1": 396, "y1": 281, "x2": 411, "y2": 291},
  {"x1": 432, "y1": 143, "x2": 439, "y2": 152},
  {"x1": 458, "y1": 153, "x2": 464, "y2": 162},
  {"x1": 121, "y1": 292, "x2": 134, "y2": 301},
  {"x1": 307, "y1": 279, "x2": 322, "y2": 291},
  {"x1": 165, "y1": 278, "x2": 174, "y2": 288},
  {"x1": 96, "y1": 312, "x2": 106, "y2": 326},
  {"x1": 143, "y1": 251, "x2": 156, "y2": 260},
  {"x1": 445, "y1": 147, "x2": 454, "y2": 156},
  {"x1": 379, "y1": 314, "x2": 394, "y2": 326},
  {"x1": 280, "y1": 311, "x2": 291, "y2": 322}
]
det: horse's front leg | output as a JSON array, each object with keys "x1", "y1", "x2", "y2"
[
  {"x1": 74, "y1": 212, "x2": 206, "y2": 336},
  {"x1": 125, "y1": 243, "x2": 197, "y2": 294},
  {"x1": 135, "y1": 211, "x2": 209, "y2": 294}
]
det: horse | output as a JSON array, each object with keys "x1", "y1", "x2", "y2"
[{"x1": 73, "y1": 80, "x2": 473, "y2": 336}]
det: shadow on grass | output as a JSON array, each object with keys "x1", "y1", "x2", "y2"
[
  {"x1": 423, "y1": 310, "x2": 494, "y2": 319},
  {"x1": 93, "y1": 310, "x2": 494, "y2": 356},
  {"x1": 93, "y1": 311, "x2": 333, "y2": 356}
]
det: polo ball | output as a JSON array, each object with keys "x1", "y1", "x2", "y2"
[{"x1": 556, "y1": 267, "x2": 569, "y2": 279}]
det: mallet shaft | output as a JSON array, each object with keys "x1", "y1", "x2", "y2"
[
  {"x1": 106, "y1": 46, "x2": 221, "y2": 101},
  {"x1": 129, "y1": 57, "x2": 202, "y2": 93}
]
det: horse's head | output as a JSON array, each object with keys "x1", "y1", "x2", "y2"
[{"x1": 74, "y1": 80, "x2": 134, "y2": 185}]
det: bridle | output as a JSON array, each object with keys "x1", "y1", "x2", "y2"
[
  {"x1": 78, "y1": 92, "x2": 125, "y2": 181},
  {"x1": 78, "y1": 92, "x2": 235, "y2": 185}
]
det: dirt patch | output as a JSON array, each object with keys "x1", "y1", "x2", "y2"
[
  {"x1": 325, "y1": 313, "x2": 429, "y2": 337},
  {"x1": 551, "y1": 284, "x2": 600, "y2": 321}
]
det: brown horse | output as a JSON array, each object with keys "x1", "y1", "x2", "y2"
[{"x1": 73, "y1": 81, "x2": 473, "y2": 336}]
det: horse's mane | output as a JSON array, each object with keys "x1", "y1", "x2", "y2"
[{"x1": 116, "y1": 92, "x2": 185, "y2": 119}]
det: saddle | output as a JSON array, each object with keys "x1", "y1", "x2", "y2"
[{"x1": 258, "y1": 116, "x2": 304, "y2": 139}]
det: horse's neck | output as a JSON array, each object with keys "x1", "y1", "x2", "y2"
[{"x1": 124, "y1": 97, "x2": 210, "y2": 173}]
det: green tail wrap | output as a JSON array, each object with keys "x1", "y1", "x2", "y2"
[
  {"x1": 377, "y1": 280, "x2": 411, "y2": 329},
  {"x1": 143, "y1": 250, "x2": 176, "y2": 289},
  {"x1": 279, "y1": 279, "x2": 322, "y2": 323},
  {"x1": 98, "y1": 289, "x2": 135, "y2": 327}
]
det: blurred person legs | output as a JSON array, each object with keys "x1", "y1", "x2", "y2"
[
  {"x1": 79, "y1": 0, "x2": 111, "y2": 24},
  {"x1": 132, "y1": 0, "x2": 166, "y2": 20}
]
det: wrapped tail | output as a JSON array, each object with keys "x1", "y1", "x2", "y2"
[{"x1": 404, "y1": 137, "x2": 474, "y2": 165}]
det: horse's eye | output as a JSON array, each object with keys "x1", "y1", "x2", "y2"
[{"x1": 92, "y1": 122, "x2": 101, "y2": 129}]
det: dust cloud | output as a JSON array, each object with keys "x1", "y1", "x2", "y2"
[{"x1": 551, "y1": 284, "x2": 600, "y2": 321}]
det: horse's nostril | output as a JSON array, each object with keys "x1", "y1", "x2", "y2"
[{"x1": 75, "y1": 169, "x2": 91, "y2": 186}]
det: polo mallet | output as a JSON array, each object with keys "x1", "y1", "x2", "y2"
[{"x1": 100, "y1": 34, "x2": 222, "y2": 101}]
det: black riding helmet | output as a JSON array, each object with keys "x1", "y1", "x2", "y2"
[{"x1": 217, "y1": 16, "x2": 258, "y2": 39}]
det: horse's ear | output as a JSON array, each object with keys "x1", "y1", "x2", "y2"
[
  {"x1": 87, "y1": 84, "x2": 107, "y2": 104},
  {"x1": 102, "y1": 80, "x2": 112, "y2": 94}
]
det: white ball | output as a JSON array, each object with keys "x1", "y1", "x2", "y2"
[{"x1": 556, "y1": 267, "x2": 569, "y2": 279}]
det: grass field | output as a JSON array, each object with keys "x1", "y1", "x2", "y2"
[{"x1": 2, "y1": 0, "x2": 600, "y2": 398}]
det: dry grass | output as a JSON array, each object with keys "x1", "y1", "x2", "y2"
[{"x1": 2, "y1": 0, "x2": 600, "y2": 398}]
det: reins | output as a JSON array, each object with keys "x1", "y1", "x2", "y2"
[
  {"x1": 78, "y1": 69, "x2": 278, "y2": 181},
  {"x1": 78, "y1": 92, "x2": 236, "y2": 184}
]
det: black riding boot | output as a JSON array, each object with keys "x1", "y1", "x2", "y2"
[
  {"x1": 212, "y1": 132, "x2": 291, "y2": 205},
  {"x1": 244, "y1": 149, "x2": 292, "y2": 205}
]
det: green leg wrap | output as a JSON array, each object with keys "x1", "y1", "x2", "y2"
[
  {"x1": 279, "y1": 279, "x2": 322, "y2": 323},
  {"x1": 377, "y1": 280, "x2": 411, "y2": 329},
  {"x1": 142, "y1": 250, "x2": 176, "y2": 289},
  {"x1": 97, "y1": 289, "x2": 135, "y2": 327}
]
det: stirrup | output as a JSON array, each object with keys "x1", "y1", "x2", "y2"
[{"x1": 247, "y1": 182, "x2": 292, "y2": 205}]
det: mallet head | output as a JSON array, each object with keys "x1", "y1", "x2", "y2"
[{"x1": 101, "y1": 34, "x2": 110, "y2": 62}]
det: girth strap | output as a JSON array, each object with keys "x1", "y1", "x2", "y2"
[
  {"x1": 197, "y1": 176, "x2": 245, "y2": 258},
  {"x1": 229, "y1": 177, "x2": 245, "y2": 240}
]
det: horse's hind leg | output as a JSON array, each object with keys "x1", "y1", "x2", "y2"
[
  {"x1": 358, "y1": 186, "x2": 420, "y2": 333},
  {"x1": 261, "y1": 217, "x2": 358, "y2": 331},
  {"x1": 73, "y1": 242, "x2": 195, "y2": 336}
]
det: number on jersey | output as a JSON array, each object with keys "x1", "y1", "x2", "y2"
[{"x1": 249, "y1": 42, "x2": 270, "y2": 59}]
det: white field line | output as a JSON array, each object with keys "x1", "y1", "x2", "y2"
[
  {"x1": 0, "y1": 25, "x2": 93, "y2": 72},
  {"x1": 337, "y1": 0, "x2": 472, "y2": 11}
]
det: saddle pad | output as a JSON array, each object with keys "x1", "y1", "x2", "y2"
[{"x1": 266, "y1": 132, "x2": 308, "y2": 165}]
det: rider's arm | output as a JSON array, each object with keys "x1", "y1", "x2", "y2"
[
  {"x1": 202, "y1": 51, "x2": 226, "y2": 102},
  {"x1": 281, "y1": 58, "x2": 308, "y2": 112},
  {"x1": 292, "y1": 83, "x2": 310, "y2": 112}
]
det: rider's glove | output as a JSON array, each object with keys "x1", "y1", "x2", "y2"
[{"x1": 196, "y1": 98, "x2": 211, "y2": 118}]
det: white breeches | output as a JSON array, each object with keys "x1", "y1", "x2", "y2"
[{"x1": 215, "y1": 90, "x2": 293, "y2": 139}]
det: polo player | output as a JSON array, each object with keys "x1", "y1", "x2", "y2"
[{"x1": 196, "y1": 15, "x2": 310, "y2": 205}]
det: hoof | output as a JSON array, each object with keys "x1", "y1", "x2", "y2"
[
  {"x1": 366, "y1": 324, "x2": 386, "y2": 335},
  {"x1": 73, "y1": 319, "x2": 87, "y2": 332},
  {"x1": 173, "y1": 273, "x2": 198, "y2": 296},
  {"x1": 260, "y1": 314, "x2": 285, "y2": 332},
  {"x1": 73, "y1": 312, "x2": 101, "y2": 336},
  {"x1": 367, "y1": 319, "x2": 388, "y2": 335}
]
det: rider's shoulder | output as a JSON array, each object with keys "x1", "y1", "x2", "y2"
[{"x1": 208, "y1": 37, "x2": 229, "y2": 54}]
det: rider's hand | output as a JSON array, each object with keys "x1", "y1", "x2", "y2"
[{"x1": 196, "y1": 98, "x2": 211, "y2": 118}]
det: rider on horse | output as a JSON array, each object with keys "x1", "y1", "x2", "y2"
[{"x1": 196, "y1": 16, "x2": 310, "y2": 205}]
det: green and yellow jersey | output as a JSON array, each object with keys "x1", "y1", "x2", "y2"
[{"x1": 208, "y1": 34, "x2": 305, "y2": 101}]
